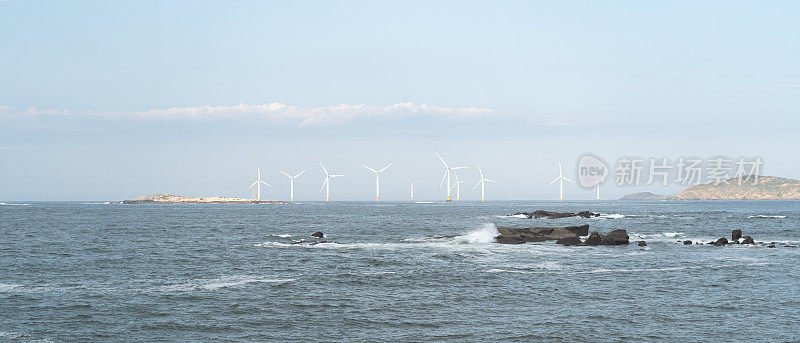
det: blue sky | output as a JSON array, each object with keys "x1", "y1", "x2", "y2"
[{"x1": 1, "y1": 0, "x2": 798, "y2": 201}]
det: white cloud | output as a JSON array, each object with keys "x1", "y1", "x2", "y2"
[{"x1": 2, "y1": 102, "x2": 494, "y2": 127}]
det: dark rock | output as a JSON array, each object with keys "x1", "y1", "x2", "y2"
[
  {"x1": 511, "y1": 210, "x2": 600, "y2": 219},
  {"x1": 585, "y1": 232, "x2": 604, "y2": 246},
  {"x1": 767, "y1": 244, "x2": 776, "y2": 248},
  {"x1": 713, "y1": 237, "x2": 728, "y2": 246},
  {"x1": 311, "y1": 231, "x2": 324, "y2": 238},
  {"x1": 565, "y1": 224, "x2": 590, "y2": 236},
  {"x1": 683, "y1": 240, "x2": 693, "y2": 245},
  {"x1": 556, "y1": 236, "x2": 583, "y2": 246},
  {"x1": 741, "y1": 236, "x2": 754, "y2": 244},
  {"x1": 495, "y1": 226, "x2": 583, "y2": 244},
  {"x1": 732, "y1": 229, "x2": 742, "y2": 241},
  {"x1": 637, "y1": 241, "x2": 647, "y2": 246},
  {"x1": 600, "y1": 229, "x2": 629, "y2": 245}
]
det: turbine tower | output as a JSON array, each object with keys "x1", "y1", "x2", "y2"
[
  {"x1": 360, "y1": 162, "x2": 396, "y2": 202},
  {"x1": 449, "y1": 171, "x2": 468, "y2": 201},
  {"x1": 403, "y1": 174, "x2": 423, "y2": 201},
  {"x1": 548, "y1": 159, "x2": 575, "y2": 201},
  {"x1": 434, "y1": 149, "x2": 468, "y2": 201},
  {"x1": 472, "y1": 165, "x2": 497, "y2": 201},
  {"x1": 319, "y1": 161, "x2": 346, "y2": 202},
  {"x1": 279, "y1": 169, "x2": 306, "y2": 202},
  {"x1": 595, "y1": 184, "x2": 600, "y2": 200},
  {"x1": 248, "y1": 164, "x2": 272, "y2": 201}
]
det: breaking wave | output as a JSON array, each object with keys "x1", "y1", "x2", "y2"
[
  {"x1": 159, "y1": 275, "x2": 295, "y2": 292},
  {"x1": 748, "y1": 215, "x2": 787, "y2": 219},
  {"x1": 0, "y1": 203, "x2": 31, "y2": 206},
  {"x1": 595, "y1": 213, "x2": 625, "y2": 219}
]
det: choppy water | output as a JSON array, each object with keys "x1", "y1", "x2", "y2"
[{"x1": 1, "y1": 201, "x2": 799, "y2": 342}]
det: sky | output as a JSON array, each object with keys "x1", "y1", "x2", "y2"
[{"x1": 1, "y1": 0, "x2": 799, "y2": 201}]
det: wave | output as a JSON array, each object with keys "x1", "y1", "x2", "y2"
[
  {"x1": 0, "y1": 283, "x2": 22, "y2": 292},
  {"x1": 0, "y1": 203, "x2": 31, "y2": 206},
  {"x1": 270, "y1": 234, "x2": 293, "y2": 238},
  {"x1": 450, "y1": 223, "x2": 498, "y2": 244},
  {"x1": 414, "y1": 201, "x2": 436, "y2": 204},
  {"x1": 486, "y1": 268, "x2": 529, "y2": 274},
  {"x1": 594, "y1": 213, "x2": 625, "y2": 219},
  {"x1": 748, "y1": 215, "x2": 787, "y2": 219},
  {"x1": 496, "y1": 214, "x2": 528, "y2": 219},
  {"x1": 159, "y1": 275, "x2": 294, "y2": 292}
]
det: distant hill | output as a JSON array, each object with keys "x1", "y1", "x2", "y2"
[
  {"x1": 619, "y1": 192, "x2": 668, "y2": 200},
  {"x1": 669, "y1": 176, "x2": 800, "y2": 200}
]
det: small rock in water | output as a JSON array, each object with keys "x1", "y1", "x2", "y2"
[
  {"x1": 311, "y1": 231, "x2": 324, "y2": 238},
  {"x1": 600, "y1": 229, "x2": 629, "y2": 245},
  {"x1": 713, "y1": 237, "x2": 728, "y2": 246},
  {"x1": 731, "y1": 229, "x2": 742, "y2": 241},
  {"x1": 585, "y1": 232, "x2": 603, "y2": 246},
  {"x1": 767, "y1": 244, "x2": 776, "y2": 248},
  {"x1": 683, "y1": 240, "x2": 692, "y2": 245},
  {"x1": 637, "y1": 241, "x2": 647, "y2": 246},
  {"x1": 741, "y1": 236, "x2": 754, "y2": 244}
]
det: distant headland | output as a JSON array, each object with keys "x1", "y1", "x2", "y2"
[
  {"x1": 620, "y1": 176, "x2": 800, "y2": 200},
  {"x1": 121, "y1": 194, "x2": 285, "y2": 204}
]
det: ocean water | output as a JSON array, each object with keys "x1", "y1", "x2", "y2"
[{"x1": 1, "y1": 201, "x2": 799, "y2": 342}]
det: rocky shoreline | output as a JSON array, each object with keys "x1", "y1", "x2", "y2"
[{"x1": 511, "y1": 210, "x2": 600, "y2": 219}]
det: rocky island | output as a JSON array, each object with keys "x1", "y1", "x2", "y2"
[
  {"x1": 619, "y1": 192, "x2": 668, "y2": 201},
  {"x1": 121, "y1": 194, "x2": 285, "y2": 204},
  {"x1": 668, "y1": 176, "x2": 800, "y2": 200}
]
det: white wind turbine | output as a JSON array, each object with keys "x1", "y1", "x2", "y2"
[
  {"x1": 319, "y1": 161, "x2": 346, "y2": 202},
  {"x1": 360, "y1": 162, "x2": 396, "y2": 202},
  {"x1": 279, "y1": 169, "x2": 306, "y2": 202},
  {"x1": 472, "y1": 165, "x2": 497, "y2": 201},
  {"x1": 548, "y1": 159, "x2": 575, "y2": 201},
  {"x1": 449, "y1": 171, "x2": 469, "y2": 201},
  {"x1": 434, "y1": 149, "x2": 468, "y2": 202},
  {"x1": 403, "y1": 174, "x2": 423, "y2": 201},
  {"x1": 248, "y1": 164, "x2": 272, "y2": 201}
]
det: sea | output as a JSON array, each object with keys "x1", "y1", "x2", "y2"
[{"x1": 1, "y1": 200, "x2": 798, "y2": 342}]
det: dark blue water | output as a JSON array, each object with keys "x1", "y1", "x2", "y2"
[{"x1": 1, "y1": 201, "x2": 799, "y2": 342}]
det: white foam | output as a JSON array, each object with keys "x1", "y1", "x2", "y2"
[
  {"x1": 414, "y1": 201, "x2": 436, "y2": 204},
  {"x1": 0, "y1": 283, "x2": 21, "y2": 292},
  {"x1": 595, "y1": 213, "x2": 625, "y2": 219},
  {"x1": 160, "y1": 276, "x2": 294, "y2": 292},
  {"x1": 0, "y1": 203, "x2": 30, "y2": 206},
  {"x1": 486, "y1": 268, "x2": 529, "y2": 274},
  {"x1": 453, "y1": 223, "x2": 498, "y2": 244},
  {"x1": 271, "y1": 234, "x2": 293, "y2": 238},
  {"x1": 748, "y1": 215, "x2": 787, "y2": 219},
  {"x1": 584, "y1": 266, "x2": 690, "y2": 273}
]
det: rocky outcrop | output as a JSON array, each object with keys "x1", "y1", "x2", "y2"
[
  {"x1": 495, "y1": 226, "x2": 586, "y2": 244},
  {"x1": 742, "y1": 236, "x2": 755, "y2": 244},
  {"x1": 637, "y1": 241, "x2": 647, "y2": 246},
  {"x1": 683, "y1": 240, "x2": 693, "y2": 245},
  {"x1": 585, "y1": 232, "x2": 603, "y2": 246},
  {"x1": 732, "y1": 229, "x2": 742, "y2": 241},
  {"x1": 122, "y1": 193, "x2": 285, "y2": 204},
  {"x1": 311, "y1": 231, "x2": 324, "y2": 238},
  {"x1": 713, "y1": 237, "x2": 728, "y2": 246},
  {"x1": 556, "y1": 236, "x2": 583, "y2": 246},
  {"x1": 511, "y1": 210, "x2": 600, "y2": 219},
  {"x1": 600, "y1": 229, "x2": 630, "y2": 245},
  {"x1": 668, "y1": 176, "x2": 800, "y2": 200}
]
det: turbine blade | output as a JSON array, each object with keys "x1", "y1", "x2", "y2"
[
  {"x1": 451, "y1": 166, "x2": 468, "y2": 170},
  {"x1": 249, "y1": 181, "x2": 257, "y2": 189},
  {"x1": 548, "y1": 176, "x2": 561, "y2": 186},
  {"x1": 294, "y1": 170, "x2": 306, "y2": 178},
  {"x1": 378, "y1": 161, "x2": 396, "y2": 173},
  {"x1": 438, "y1": 170, "x2": 447, "y2": 189},
  {"x1": 485, "y1": 179, "x2": 497, "y2": 183},
  {"x1": 433, "y1": 149, "x2": 448, "y2": 168},
  {"x1": 472, "y1": 180, "x2": 481, "y2": 190},
  {"x1": 330, "y1": 174, "x2": 346, "y2": 178},
  {"x1": 360, "y1": 163, "x2": 378, "y2": 173},
  {"x1": 279, "y1": 170, "x2": 291, "y2": 178},
  {"x1": 261, "y1": 180, "x2": 272, "y2": 187},
  {"x1": 402, "y1": 173, "x2": 412, "y2": 182},
  {"x1": 478, "y1": 165, "x2": 484, "y2": 178},
  {"x1": 320, "y1": 178, "x2": 328, "y2": 193},
  {"x1": 319, "y1": 161, "x2": 328, "y2": 176},
  {"x1": 564, "y1": 177, "x2": 576, "y2": 184}
]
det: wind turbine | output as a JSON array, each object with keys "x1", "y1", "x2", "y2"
[
  {"x1": 403, "y1": 174, "x2": 423, "y2": 201},
  {"x1": 279, "y1": 169, "x2": 306, "y2": 202},
  {"x1": 449, "y1": 171, "x2": 468, "y2": 201},
  {"x1": 360, "y1": 162, "x2": 395, "y2": 202},
  {"x1": 548, "y1": 159, "x2": 575, "y2": 201},
  {"x1": 248, "y1": 164, "x2": 272, "y2": 201},
  {"x1": 319, "y1": 161, "x2": 346, "y2": 202},
  {"x1": 434, "y1": 149, "x2": 468, "y2": 201},
  {"x1": 472, "y1": 165, "x2": 497, "y2": 201}
]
